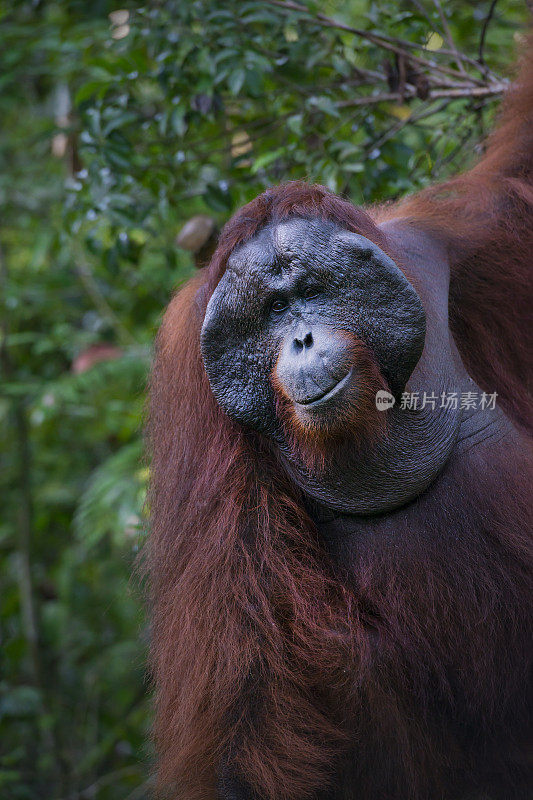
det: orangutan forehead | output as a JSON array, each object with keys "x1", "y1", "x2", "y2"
[{"x1": 226, "y1": 217, "x2": 340, "y2": 280}]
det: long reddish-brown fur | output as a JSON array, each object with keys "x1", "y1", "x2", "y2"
[
  {"x1": 147, "y1": 208, "x2": 383, "y2": 800},
  {"x1": 147, "y1": 32, "x2": 533, "y2": 800},
  {"x1": 377, "y1": 33, "x2": 533, "y2": 431}
]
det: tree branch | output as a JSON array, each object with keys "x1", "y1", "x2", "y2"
[
  {"x1": 479, "y1": 0, "x2": 500, "y2": 68},
  {"x1": 265, "y1": 0, "x2": 493, "y2": 85},
  {"x1": 338, "y1": 81, "x2": 507, "y2": 108}
]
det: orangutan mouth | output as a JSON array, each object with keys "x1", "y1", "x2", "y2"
[{"x1": 295, "y1": 369, "x2": 353, "y2": 408}]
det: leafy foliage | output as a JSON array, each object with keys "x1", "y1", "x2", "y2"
[{"x1": 0, "y1": 0, "x2": 528, "y2": 797}]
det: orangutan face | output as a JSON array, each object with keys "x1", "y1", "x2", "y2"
[{"x1": 201, "y1": 217, "x2": 425, "y2": 439}]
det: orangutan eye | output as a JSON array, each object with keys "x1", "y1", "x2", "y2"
[{"x1": 271, "y1": 298, "x2": 288, "y2": 313}]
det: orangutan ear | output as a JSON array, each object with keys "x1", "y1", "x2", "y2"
[{"x1": 332, "y1": 230, "x2": 427, "y2": 396}]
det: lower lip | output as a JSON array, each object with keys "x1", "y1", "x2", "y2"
[{"x1": 295, "y1": 369, "x2": 353, "y2": 409}]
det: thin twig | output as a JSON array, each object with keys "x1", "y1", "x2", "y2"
[
  {"x1": 73, "y1": 245, "x2": 136, "y2": 346},
  {"x1": 409, "y1": 0, "x2": 440, "y2": 33},
  {"x1": 266, "y1": 0, "x2": 490, "y2": 85},
  {"x1": 431, "y1": 124, "x2": 478, "y2": 176},
  {"x1": 479, "y1": 0, "x2": 500, "y2": 68},
  {"x1": 364, "y1": 99, "x2": 449, "y2": 155},
  {"x1": 407, "y1": 0, "x2": 498, "y2": 79},
  {"x1": 431, "y1": 0, "x2": 467, "y2": 75},
  {"x1": 426, "y1": 82, "x2": 507, "y2": 98}
]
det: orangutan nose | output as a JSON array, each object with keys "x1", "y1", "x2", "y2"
[{"x1": 293, "y1": 331, "x2": 313, "y2": 352}]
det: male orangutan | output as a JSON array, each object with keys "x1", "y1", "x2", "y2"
[{"x1": 147, "y1": 32, "x2": 533, "y2": 800}]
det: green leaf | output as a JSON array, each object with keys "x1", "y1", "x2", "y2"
[
  {"x1": 251, "y1": 147, "x2": 286, "y2": 173},
  {"x1": 228, "y1": 68, "x2": 245, "y2": 95},
  {"x1": 306, "y1": 95, "x2": 340, "y2": 117}
]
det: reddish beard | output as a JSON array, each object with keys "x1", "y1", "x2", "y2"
[{"x1": 272, "y1": 333, "x2": 389, "y2": 473}]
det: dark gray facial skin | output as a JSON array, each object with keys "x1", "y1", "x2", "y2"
[
  {"x1": 201, "y1": 217, "x2": 510, "y2": 516},
  {"x1": 201, "y1": 218, "x2": 425, "y2": 433}
]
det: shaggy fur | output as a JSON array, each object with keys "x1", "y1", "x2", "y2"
[{"x1": 146, "y1": 33, "x2": 533, "y2": 800}]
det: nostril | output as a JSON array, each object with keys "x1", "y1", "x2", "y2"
[{"x1": 292, "y1": 332, "x2": 313, "y2": 353}]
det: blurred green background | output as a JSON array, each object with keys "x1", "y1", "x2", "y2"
[{"x1": 0, "y1": 1, "x2": 529, "y2": 797}]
